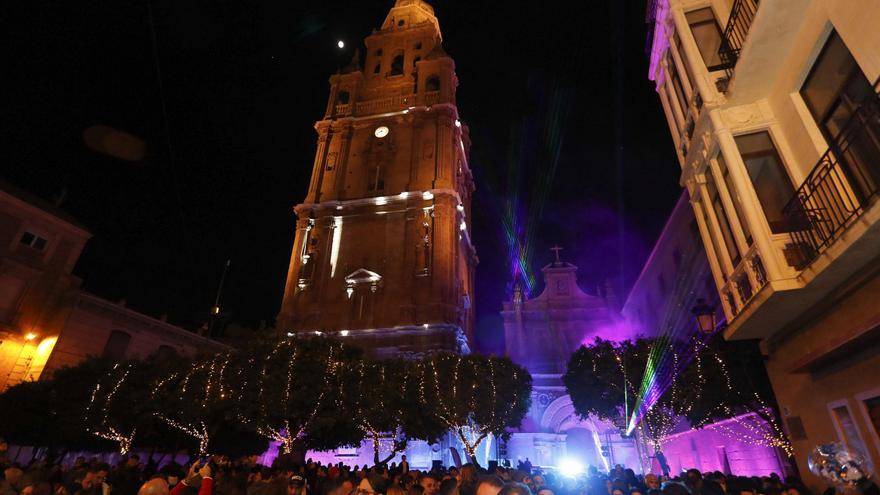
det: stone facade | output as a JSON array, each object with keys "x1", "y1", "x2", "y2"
[
  {"x1": 645, "y1": 0, "x2": 880, "y2": 487},
  {"x1": 277, "y1": 0, "x2": 476, "y2": 356},
  {"x1": 500, "y1": 257, "x2": 642, "y2": 470},
  {"x1": 0, "y1": 180, "x2": 225, "y2": 391}
]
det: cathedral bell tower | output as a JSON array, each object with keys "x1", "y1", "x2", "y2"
[{"x1": 277, "y1": 0, "x2": 476, "y2": 356}]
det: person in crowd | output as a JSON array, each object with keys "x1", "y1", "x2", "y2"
[
  {"x1": 645, "y1": 475, "x2": 661, "y2": 491},
  {"x1": 685, "y1": 469, "x2": 703, "y2": 495},
  {"x1": 438, "y1": 479, "x2": 458, "y2": 495},
  {"x1": 418, "y1": 475, "x2": 440, "y2": 495},
  {"x1": 475, "y1": 478, "x2": 504, "y2": 495},
  {"x1": 2, "y1": 468, "x2": 24, "y2": 495},
  {"x1": 661, "y1": 481, "x2": 691, "y2": 495},
  {"x1": 498, "y1": 482, "x2": 531, "y2": 495},
  {"x1": 288, "y1": 476, "x2": 307, "y2": 495}
]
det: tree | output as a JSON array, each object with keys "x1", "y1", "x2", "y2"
[
  {"x1": 340, "y1": 358, "x2": 447, "y2": 465},
  {"x1": 151, "y1": 351, "x2": 238, "y2": 455},
  {"x1": 85, "y1": 361, "x2": 155, "y2": 454},
  {"x1": 237, "y1": 337, "x2": 362, "y2": 455},
  {"x1": 419, "y1": 353, "x2": 532, "y2": 460},
  {"x1": 0, "y1": 357, "x2": 117, "y2": 454},
  {"x1": 563, "y1": 336, "x2": 790, "y2": 452},
  {"x1": 563, "y1": 338, "x2": 644, "y2": 422}
]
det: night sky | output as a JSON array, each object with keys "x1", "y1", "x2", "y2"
[{"x1": 4, "y1": 0, "x2": 679, "y2": 353}]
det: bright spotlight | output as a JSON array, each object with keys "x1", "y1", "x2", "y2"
[
  {"x1": 558, "y1": 458, "x2": 585, "y2": 478},
  {"x1": 337, "y1": 40, "x2": 345, "y2": 49}
]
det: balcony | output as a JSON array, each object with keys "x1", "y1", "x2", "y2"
[
  {"x1": 722, "y1": 79, "x2": 880, "y2": 341},
  {"x1": 718, "y1": 245, "x2": 769, "y2": 321},
  {"x1": 717, "y1": 0, "x2": 759, "y2": 86},
  {"x1": 783, "y1": 79, "x2": 880, "y2": 269},
  {"x1": 331, "y1": 91, "x2": 445, "y2": 119}
]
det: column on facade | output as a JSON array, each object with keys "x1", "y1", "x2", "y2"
[
  {"x1": 706, "y1": 155, "x2": 750, "y2": 256},
  {"x1": 667, "y1": 33, "x2": 694, "y2": 102},
  {"x1": 689, "y1": 192, "x2": 730, "y2": 314},
  {"x1": 709, "y1": 110, "x2": 787, "y2": 282},
  {"x1": 332, "y1": 124, "x2": 354, "y2": 199},
  {"x1": 695, "y1": 172, "x2": 736, "y2": 275},
  {"x1": 307, "y1": 130, "x2": 331, "y2": 203},
  {"x1": 657, "y1": 86, "x2": 683, "y2": 152},
  {"x1": 661, "y1": 60, "x2": 687, "y2": 132}
]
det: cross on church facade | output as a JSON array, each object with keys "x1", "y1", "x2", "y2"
[{"x1": 551, "y1": 245, "x2": 563, "y2": 263}]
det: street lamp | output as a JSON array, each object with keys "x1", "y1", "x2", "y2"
[{"x1": 691, "y1": 298, "x2": 716, "y2": 334}]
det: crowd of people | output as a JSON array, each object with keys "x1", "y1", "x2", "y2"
[{"x1": 4, "y1": 450, "x2": 862, "y2": 495}]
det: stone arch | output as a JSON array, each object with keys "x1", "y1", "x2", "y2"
[
  {"x1": 541, "y1": 394, "x2": 595, "y2": 433},
  {"x1": 390, "y1": 52, "x2": 405, "y2": 75}
]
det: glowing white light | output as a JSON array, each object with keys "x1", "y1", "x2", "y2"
[
  {"x1": 422, "y1": 324, "x2": 429, "y2": 328},
  {"x1": 346, "y1": 287, "x2": 354, "y2": 298},
  {"x1": 286, "y1": 332, "x2": 295, "y2": 337},
  {"x1": 340, "y1": 330, "x2": 349, "y2": 337},
  {"x1": 402, "y1": 109, "x2": 409, "y2": 114},
  {"x1": 422, "y1": 191, "x2": 434, "y2": 200},
  {"x1": 374, "y1": 126, "x2": 389, "y2": 138},
  {"x1": 460, "y1": 221, "x2": 467, "y2": 231},
  {"x1": 330, "y1": 216, "x2": 342, "y2": 278},
  {"x1": 336, "y1": 205, "x2": 343, "y2": 211},
  {"x1": 314, "y1": 330, "x2": 323, "y2": 336},
  {"x1": 558, "y1": 458, "x2": 585, "y2": 478},
  {"x1": 455, "y1": 119, "x2": 461, "y2": 128},
  {"x1": 375, "y1": 196, "x2": 388, "y2": 205},
  {"x1": 399, "y1": 191, "x2": 409, "y2": 198},
  {"x1": 457, "y1": 204, "x2": 465, "y2": 211},
  {"x1": 25, "y1": 332, "x2": 37, "y2": 341},
  {"x1": 337, "y1": 40, "x2": 345, "y2": 49}
]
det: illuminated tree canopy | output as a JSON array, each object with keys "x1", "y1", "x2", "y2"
[{"x1": 0, "y1": 338, "x2": 532, "y2": 459}]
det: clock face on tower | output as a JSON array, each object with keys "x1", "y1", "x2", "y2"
[{"x1": 374, "y1": 126, "x2": 389, "y2": 138}]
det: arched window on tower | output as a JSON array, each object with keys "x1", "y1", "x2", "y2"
[
  {"x1": 345, "y1": 269, "x2": 382, "y2": 327},
  {"x1": 102, "y1": 330, "x2": 131, "y2": 361},
  {"x1": 425, "y1": 75, "x2": 440, "y2": 92},
  {"x1": 390, "y1": 53, "x2": 404, "y2": 76},
  {"x1": 337, "y1": 91, "x2": 350, "y2": 104}
]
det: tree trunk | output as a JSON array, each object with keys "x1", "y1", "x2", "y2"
[
  {"x1": 379, "y1": 440, "x2": 407, "y2": 465},
  {"x1": 372, "y1": 432, "x2": 381, "y2": 465}
]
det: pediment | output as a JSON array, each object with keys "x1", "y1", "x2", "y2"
[{"x1": 345, "y1": 268, "x2": 382, "y2": 284}]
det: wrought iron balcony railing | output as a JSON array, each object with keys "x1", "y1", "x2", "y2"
[
  {"x1": 782, "y1": 79, "x2": 880, "y2": 268},
  {"x1": 717, "y1": 0, "x2": 759, "y2": 85}
]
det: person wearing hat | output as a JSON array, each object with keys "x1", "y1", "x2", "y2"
[{"x1": 288, "y1": 475, "x2": 307, "y2": 495}]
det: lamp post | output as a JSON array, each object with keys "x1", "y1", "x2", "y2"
[{"x1": 691, "y1": 298, "x2": 716, "y2": 334}]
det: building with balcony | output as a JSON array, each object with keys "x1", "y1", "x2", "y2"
[
  {"x1": 0, "y1": 180, "x2": 225, "y2": 391},
  {"x1": 646, "y1": 0, "x2": 880, "y2": 486}
]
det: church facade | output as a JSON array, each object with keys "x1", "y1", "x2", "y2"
[
  {"x1": 501, "y1": 255, "x2": 644, "y2": 471},
  {"x1": 277, "y1": 0, "x2": 476, "y2": 358}
]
